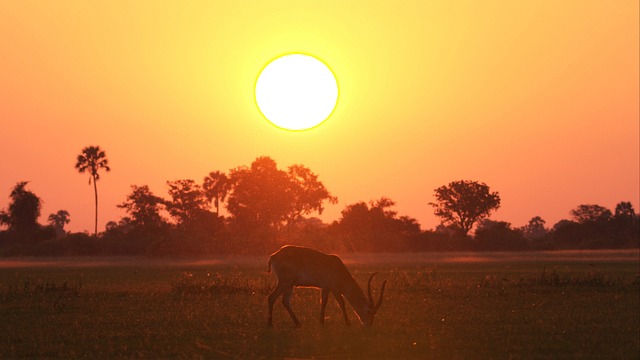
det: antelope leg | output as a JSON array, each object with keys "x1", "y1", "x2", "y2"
[
  {"x1": 320, "y1": 288, "x2": 330, "y2": 325},
  {"x1": 333, "y1": 291, "x2": 351, "y2": 326},
  {"x1": 282, "y1": 287, "x2": 301, "y2": 327}
]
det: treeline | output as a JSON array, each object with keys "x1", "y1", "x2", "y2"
[{"x1": 1, "y1": 153, "x2": 638, "y2": 257}]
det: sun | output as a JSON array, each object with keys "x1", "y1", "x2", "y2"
[{"x1": 255, "y1": 54, "x2": 338, "y2": 131}]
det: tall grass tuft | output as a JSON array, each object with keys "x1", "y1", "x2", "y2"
[
  {"x1": 530, "y1": 266, "x2": 625, "y2": 287},
  {"x1": 171, "y1": 271, "x2": 272, "y2": 296},
  {"x1": 1, "y1": 275, "x2": 82, "y2": 312}
]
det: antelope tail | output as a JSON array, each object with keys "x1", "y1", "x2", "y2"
[{"x1": 267, "y1": 257, "x2": 272, "y2": 273}]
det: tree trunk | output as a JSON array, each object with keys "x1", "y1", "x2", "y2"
[{"x1": 93, "y1": 175, "x2": 98, "y2": 237}]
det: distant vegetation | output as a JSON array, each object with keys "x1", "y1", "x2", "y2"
[{"x1": 0, "y1": 148, "x2": 638, "y2": 257}]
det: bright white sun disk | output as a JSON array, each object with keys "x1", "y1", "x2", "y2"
[{"x1": 255, "y1": 54, "x2": 338, "y2": 130}]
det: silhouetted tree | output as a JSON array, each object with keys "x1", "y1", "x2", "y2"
[
  {"x1": 570, "y1": 204, "x2": 612, "y2": 224},
  {"x1": 614, "y1": 202, "x2": 635, "y2": 218},
  {"x1": 104, "y1": 217, "x2": 134, "y2": 234},
  {"x1": 226, "y1": 157, "x2": 336, "y2": 233},
  {"x1": 227, "y1": 157, "x2": 292, "y2": 231},
  {"x1": 48, "y1": 210, "x2": 70, "y2": 238},
  {"x1": 223, "y1": 157, "x2": 337, "y2": 253},
  {"x1": 429, "y1": 180, "x2": 501, "y2": 235},
  {"x1": 166, "y1": 179, "x2": 208, "y2": 226},
  {"x1": 336, "y1": 197, "x2": 420, "y2": 252},
  {"x1": 117, "y1": 185, "x2": 167, "y2": 229},
  {"x1": 520, "y1": 216, "x2": 548, "y2": 240},
  {"x1": 414, "y1": 224, "x2": 471, "y2": 251},
  {"x1": 551, "y1": 219, "x2": 580, "y2": 247},
  {"x1": 337, "y1": 201, "x2": 372, "y2": 250},
  {"x1": 285, "y1": 164, "x2": 337, "y2": 230},
  {"x1": 75, "y1": 146, "x2": 110, "y2": 236},
  {"x1": 475, "y1": 219, "x2": 528, "y2": 251},
  {"x1": 105, "y1": 220, "x2": 119, "y2": 233},
  {"x1": 551, "y1": 202, "x2": 636, "y2": 249},
  {"x1": 611, "y1": 201, "x2": 639, "y2": 248},
  {"x1": 0, "y1": 181, "x2": 42, "y2": 232},
  {"x1": 203, "y1": 171, "x2": 229, "y2": 217}
]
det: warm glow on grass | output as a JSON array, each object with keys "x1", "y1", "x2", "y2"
[{"x1": 255, "y1": 54, "x2": 338, "y2": 131}]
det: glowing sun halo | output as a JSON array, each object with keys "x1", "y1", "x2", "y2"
[{"x1": 255, "y1": 54, "x2": 338, "y2": 131}]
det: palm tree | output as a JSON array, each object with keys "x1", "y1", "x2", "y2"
[
  {"x1": 48, "y1": 210, "x2": 70, "y2": 238},
  {"x1": 203, "y1": 171, "x2": 228, "y2": 216},
  {"x1": 75, "y1": 146, "x2": 110, "y2": 236},
  {"x1": 48, "y1": 210, "x2": 70, "y2": 229}
]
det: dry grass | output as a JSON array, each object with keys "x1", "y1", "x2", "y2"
[{"x1": 0, "y1": 254, "x2": 638, "y2": 358}]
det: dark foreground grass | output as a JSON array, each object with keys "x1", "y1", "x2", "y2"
[{"x1": 0, "y1": 256, "x2": 638, "y2": 359}]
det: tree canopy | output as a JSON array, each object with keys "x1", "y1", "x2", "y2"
[
  {"x1": 336, "y1": 197, "x2": 420, "y2": 252},
  {"x1": 570, "y1": 204, "x2": 612, "y2": 224},
  {"x1": 0, "y1": 181, "x2": 42, "y2": 232},
  {"x1": 226, "y1": 157, "x2": 336, "y2": 232},
  {"x1": 166, "y1": 180, "x2": 209, "y2": 226},
  {"x1": 203, "y1": 171, "x2": 229, "y2": 216},
  {"x1": 429, "y1": 180, "x2": 501, "y2": 235},
  {"x1": 117, "y1": 185, "x2": 166, "y2": 229}
]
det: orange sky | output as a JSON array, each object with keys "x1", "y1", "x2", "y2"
[{"x1": 1, "y1": 1, "x2": 638, "y2": 233}]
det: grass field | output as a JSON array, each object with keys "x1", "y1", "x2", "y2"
[{"x1": 0, "y1": 251, "x2": 638, "y2": 359}]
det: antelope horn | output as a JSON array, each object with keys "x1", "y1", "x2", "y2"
[
  {"x1": 367, "y1": 272, "x2": 379, "y2": 306},
  {"x1": 375, "y1": 280, "x2": 387, "y2": 311}
]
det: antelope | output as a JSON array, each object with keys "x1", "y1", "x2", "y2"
[{"x1": 267, "y1": 245, "x2": 386, "y2": 327}]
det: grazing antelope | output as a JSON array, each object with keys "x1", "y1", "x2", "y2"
[{"x1": 267, "y1": 245, "x2": 386, "y2": 327}]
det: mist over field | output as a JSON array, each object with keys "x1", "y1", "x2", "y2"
[{"x1": 1, "y1": 249, "x2": 638, "y2": 269}]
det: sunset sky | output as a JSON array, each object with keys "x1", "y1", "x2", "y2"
[{"x1": 1, "y1": 1, "x2": 638, "y2": 234}]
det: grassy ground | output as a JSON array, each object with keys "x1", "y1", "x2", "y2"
[{"x1": 0, "y1": 254, "x2": 638, "y2": 359}]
